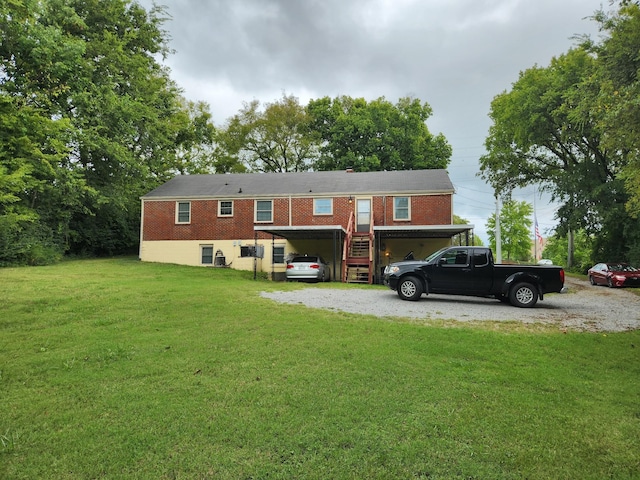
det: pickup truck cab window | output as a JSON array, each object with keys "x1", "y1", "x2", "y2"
[
  {"x1": 472, "y1": 249, "x2": 489, "y2": 267},
  {"x1": 439, "y1": 248, "x2": 469, "y2": 267}
]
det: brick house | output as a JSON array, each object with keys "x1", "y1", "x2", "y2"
[{"x1": 139, "y1": 169, "x2": 474, "y2": 283}]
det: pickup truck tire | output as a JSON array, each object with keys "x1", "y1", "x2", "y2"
[
  {"x1": 397, "y1": 276, "x2": 423, "y2": 301},
  {"x1": 509, "y1": 282, "x2": 538, "y2": 308}
]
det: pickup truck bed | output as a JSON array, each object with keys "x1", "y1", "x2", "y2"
[{"x1": 383, "y1": 246, "x2": 565, "y2": 308}]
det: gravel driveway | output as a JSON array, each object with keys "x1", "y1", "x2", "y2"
[{"x1": 261, "y1": 277, "x2": 640, "y2": 332}]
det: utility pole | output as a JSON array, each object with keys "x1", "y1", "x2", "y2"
[
  {"x1": 567, "y1": 227, "x2": 574, "y2": 269},
  {"x1": 567, "y1": 195, "x2": 574, "y2": 269},
  {"x1": 495, "y1": 194, "x2": 502, "y2": 263}
]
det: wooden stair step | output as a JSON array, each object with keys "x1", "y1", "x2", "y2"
[
  {"x1": 343, "y1": 232, "x2": 373, "y2": 284},
  {"x1": 345, "y1": 266, "x2": 370, "y2": 283},
  {"x1": 350, "y1": 241, "x2": 370, "y2": 256}
]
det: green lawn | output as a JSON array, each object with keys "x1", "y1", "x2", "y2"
[{"x1": 1, "y1": 258, "x2": 639, "y2": 479}]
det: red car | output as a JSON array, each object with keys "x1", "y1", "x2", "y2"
[{"x1": 588, "y1": 263, "x2": 640, "y2": 288}]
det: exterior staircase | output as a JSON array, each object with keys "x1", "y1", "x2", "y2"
[{"x1": 342, "y1": 212, "x2": 374, "y2": 284}]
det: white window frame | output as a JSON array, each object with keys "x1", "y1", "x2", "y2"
[
  {"x1": 218, "y1": 200, "x2": 233, "y2": 217},
  {"x1": 272, "y1": 245, "x2": 286, "y2": 264},
  {"x1": 393, "y1": 196, "x2": 410, "y2": 221},
  {"x1": 176, "y1": 201, "x2": 191, "y2": 224},
  {"x1": 201, "y1": 244, "x2": 214, "y2": 265},
  {"x1": 313, "y1": 198, "x2": 333, "y2": 216},
  {"x1": 255, "y1": 200, "x2": 273, "y2": 223}
]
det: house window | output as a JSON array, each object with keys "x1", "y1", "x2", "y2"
[
  {"x1": 314, "y1": 198, "x2": 332, "y2": 215},
  {"x1": 218, "y1": 200, "x2": 233, "y2": 217},
  {"x1": 201, "y1": 245, "x2": 213, "y2": 265},
  {"x1": 176, "y1": 201, "x2": 190, "y2": 223},
  {"x1": 272, "y1": 246, "x2": 285, "y2": 264},
  {"x1": 255, "y1": 200, "x2": 273, "y2": 222},
  {"x1": 394, "y1": 197, "x2": 410, "y2": 220}
]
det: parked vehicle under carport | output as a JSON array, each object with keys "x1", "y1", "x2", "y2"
[{"x1": 286, "y1": 255, "x2": 331, "y2": 282}]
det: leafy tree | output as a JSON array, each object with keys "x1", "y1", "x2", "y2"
[
  {"x1": 0, "y1": 0, "x2": 97, "y2": 264},
  {"x1": 486, "y1": 199, "x2": 533, "y2": 262},
  {"x1": 307, "y1": 96, "x2": 451, "y2": 172},
  {"x1": 0, "y1": 0, "x2": 218, "y2": 260},
  {"x1": 478, "y1": 15, "x2": 639, "y2": 265},
  {"x1": 581, "y1": 3, "x2": 640, "y2": 266},
  {"x1": 479, "y1": 48, "x2": 607, "y2": 232},
  {"x1": 0, "y1": 94, "x2": 76, "y2": 265},
  {"x1": 219, "y1": 93, "x2": 318, "y2": 173},
  {"x1": 541, "y1": 230, "x2": 594, "y2": 273},
  {"x1": 172, "y1": 99, "x2": 219, "y2": 175},
  {"x1": 588, "y1": 3, "x2": 640, "y2": 218}
]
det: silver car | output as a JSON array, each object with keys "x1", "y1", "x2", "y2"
[{"x1": 286, "y1": 255, "x2": 331, "y2": 282}]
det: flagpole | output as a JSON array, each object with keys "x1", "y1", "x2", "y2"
[{"x1": 533, "y1": 186, "x2": 537, "y2": 261}]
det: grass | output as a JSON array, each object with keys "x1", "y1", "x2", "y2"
[{"x1": 1, "y1": 258, "x2": 639, "y2": 479}]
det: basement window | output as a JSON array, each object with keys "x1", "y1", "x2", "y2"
[
  {"x1": 272, "y1": 245, "x2": 285, "y2": 264},
  {"x1": 201, "y1": 245, "x2": 214, "y2": 265}
]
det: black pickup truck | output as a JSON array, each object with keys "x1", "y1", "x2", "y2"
[{"x1": 383, "y1": 246, "x2": 565, "y2": 308}]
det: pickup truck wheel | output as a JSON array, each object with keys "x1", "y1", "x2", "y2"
[
  {"x1": 509, "y1": 282, "x2": 538, "y2": 308},
  {"x1": 397, "y1": 276, "x2": 423, "y2": 301}
]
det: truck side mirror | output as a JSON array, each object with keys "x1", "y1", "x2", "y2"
[{"x1": 438, "y1": 258, "x2": 447, "y2": 265}]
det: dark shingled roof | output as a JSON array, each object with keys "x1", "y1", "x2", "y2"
[{"x1": 142, "y1": 169, "x2": 454, "y2": 199}]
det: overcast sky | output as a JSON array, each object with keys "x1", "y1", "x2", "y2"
[{"x1": 138, "y1": 0, "x2": 606, "y2": 243}]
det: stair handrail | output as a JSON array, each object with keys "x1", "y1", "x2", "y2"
[
  {"x1": 368, "y1": 217, "x2": 374, "y2": 283},
  {"x1": 342, "y1": 211, "x2": 354, "y2": 282}
]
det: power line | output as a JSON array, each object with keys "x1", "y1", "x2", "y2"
[{"x1": 453, "y1": 184, "x2": 494, "y2": 195}]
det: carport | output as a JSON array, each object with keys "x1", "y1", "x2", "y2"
[
  {"x1": 254, "y1": 225, "x2": 346, "y2": 281},
  {"x1": 374, "y1": 224, "x2": 475, "y2": 243},
  {"x1": 373, "y1": 224, "x2": 475, "y2": 283},
  {"x1": 254, "y1": 223, "x2": 474, "y2": 284}
]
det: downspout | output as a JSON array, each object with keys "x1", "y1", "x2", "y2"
[
  {"x1": 383, "y1": 196, "x2": 387, "y2": 225},
  {"x1": 333, "y1": 230, "x2": 337, "y2": 283},
  {"x1": 289, "y1": 195, "x2": 292, "y2": 226},
  {"x1": 253, "y1": 230, "x2": 258, "y2": 280},
  {"x1": 139, "y1": 199, "x2": 145, "y2": 260}
]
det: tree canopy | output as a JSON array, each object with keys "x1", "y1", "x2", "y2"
[
  {"x1": 307, "y1": 96, "x2": 451, "y2": 172},
  {"x1": 218, "y1": 94, "x2": 316, "y2": 173},
  {"x1": 0, "y1": 0, "x2": 216, "y2": 263},
  {"x1": 215, "y1": 94, "x2": 452, "y2": 174},
  {"x1": 479, "y1": 2, "x2": 640, "y2": 265},
  {"x1": 541, "y1": 229, "x2": 594, "y2": 273},
  {"x1": 486, "y1": 200, "x2": 533, "y2": 262},
  {"x1": 590, "y1": 3, "x2": 640, "y2": 217}
]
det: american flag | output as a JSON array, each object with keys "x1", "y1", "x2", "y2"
[{"x1": 535, "y1": 219, "x2": 543, "y2": 243}]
